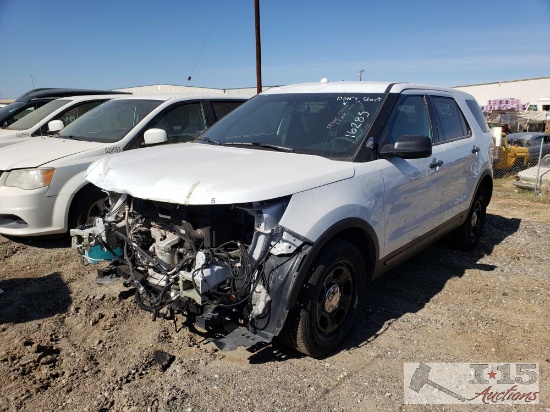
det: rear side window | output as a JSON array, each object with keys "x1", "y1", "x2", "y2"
[
  {"x1": 465, "y1": 99, "x2": 489, "y2": 133},
  {"x1": 431, "y1": 96, "x2": 471, "y2": 142},
  {"x1": 211, "y1": 101, "x2": 245, "y2": 120}
]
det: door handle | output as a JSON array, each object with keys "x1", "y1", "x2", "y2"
[
  {"x1": 472, "y1": 146, "x2": 480, "y2": 154},
  {"x1": 429, "y1": 159, "x2": 443, "y2": 169}
]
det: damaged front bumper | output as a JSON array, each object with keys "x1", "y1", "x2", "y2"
[{"x1": 71, "y1": 192, "x2": 311, "y2": 350}]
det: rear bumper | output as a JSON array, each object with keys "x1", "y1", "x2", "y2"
[
  {"x1": 513, "y1": 180, "x2": 548, "y2": 193},
  {"x1": 513, "y1": 181, "x2": 535, "y2": 190}
]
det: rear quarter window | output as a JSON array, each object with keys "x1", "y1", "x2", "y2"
[{"x1": 465, "y1": 99, "x2": 489, "y2": 133}]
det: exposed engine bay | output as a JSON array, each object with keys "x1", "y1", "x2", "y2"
[{"x1": 71, "y1": 192, "x2": 308, "y2": 349}]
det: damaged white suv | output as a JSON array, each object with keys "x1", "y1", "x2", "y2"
[{"x1": 72, "y1": 80, "x2": 493, "y2": 358}]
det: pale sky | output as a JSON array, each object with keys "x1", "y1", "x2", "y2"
[{"x1": 1, "y1": 0, "x2": 549, "y2": 99}]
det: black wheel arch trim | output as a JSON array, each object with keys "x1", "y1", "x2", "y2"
[
  {"x1": 250, "y1": 218, "x2": 379, "y2": 341},
  {"x1": 286, "y1": 218, "x2": 379, "y2": 311},
  {"x1": 449, "y1": 169, "x2": 493, "y2": 229},
  {"x1": 471, "y1": 169, "x2": 493, "y2": 210},
  {"x1": 67, "y1": 183, "x2": 105, "y2": 228}
]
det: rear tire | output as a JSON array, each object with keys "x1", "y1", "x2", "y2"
[
  {"x1": 449, "y1": 188, "x2": 487, "y2": 251},
  {"x1": 279, "y1": 239, "x2": 366, "y2": 358}
]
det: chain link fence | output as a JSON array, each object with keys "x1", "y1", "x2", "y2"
[
  {"x1": 492, "y1": 130, "x2": 550, "y2": 195},
  {"x1": 493, "y1": 133, "x2": 550, "y2": 176},
  {"x1": 486, "y1": 110, "x2": 549, "y2": 194}
]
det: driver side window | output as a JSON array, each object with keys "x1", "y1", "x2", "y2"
[
  {"x1": 385, "y1": 95, "x2": 432, "y2": 144},
  {"x1": 148, "y1": 103, "x2": 205, "y2": 143}
]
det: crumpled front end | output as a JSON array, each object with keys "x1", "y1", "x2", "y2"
[{"x1": 71, "y1": 191, "x2": 309, "y2": 349}]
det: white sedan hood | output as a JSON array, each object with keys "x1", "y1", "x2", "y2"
[
  {"x1": 0, "y1": 138, "x2": 105, "y2": 169},
  {"x1": 0, "y1": 128, "x2": 18, "y2": 138},
  {"x1": 0, "y1": 129, "x2": 30, "y2": 148},
  {"x1": 0, "y1": 136, "x2": 42, "y2": 149},
  {"x1": 85, "y1": 143, "x2": 355, "y2": 205}
]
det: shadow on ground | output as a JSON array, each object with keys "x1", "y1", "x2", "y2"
[
  {"x1": 2, "y1": 235, "x2": 69, "y2": 249},
  {"x1": 0, "y1": 272, "x2": 71, "y2": 324},
  {"x1": 343, "y1": 213, "x2": 520, "y2": 352},
  {"x1": 246, "y1": 214, "x2": 521, "y2": 362}
]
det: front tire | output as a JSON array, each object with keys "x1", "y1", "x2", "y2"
[
  {"x1": 68, "y1": 188, "x2": 107, "y2": 231},
  {"x1": 280, "y1": 239, "x2": 366, "y2": 358}
]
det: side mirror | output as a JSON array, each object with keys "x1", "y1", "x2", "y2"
[
  {"x1": 143, "y1": 128, "x2": 168, "y2": 145},
  {"x1": 48, "y1": 120, "x2": 64, "y2": 133},
  {"x1": 379, "y1": 135, "x2": 432, "y2": 159}
]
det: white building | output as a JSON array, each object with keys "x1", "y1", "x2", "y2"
[
  {"x1": 453, "y1": 77, "x2": 550, "y2": 111},
  {"x1": 114, "y1": 84, "x2": 267, "y2": 96},
  {"x1": 116, "y1": 77, "x2": 550, "y2": 111}
]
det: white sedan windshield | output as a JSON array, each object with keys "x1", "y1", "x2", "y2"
[
  {"x1": 59, "y1": 99, "x2": 162, "y2": 143},
  {"x1": 7, "y1": 99, "x2": 68, "y2": 130}
]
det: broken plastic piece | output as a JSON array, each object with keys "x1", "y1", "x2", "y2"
[{"x1": 210, "y1": 326, "x2": 269, "y2": 351}]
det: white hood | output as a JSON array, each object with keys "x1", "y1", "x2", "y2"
[
  {"x1": 0, "y1": 138, "x2": 105, "y2": 169},
  {"x1": 0, "y1": 128, "x2": 31, "y2": 148},
  {"x1": 0, "y1": 128, "x2": 18, "y2": 138},
  {"x1": 85, "y1": 143, "x2": 355, "y2": 205},
  {"x1": 0, "y1": 135, "x2": 40, "y2": 149}
]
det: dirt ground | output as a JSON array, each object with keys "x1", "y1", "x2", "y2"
[{"x1": 1, "y1": 183, "x2": 549, "y2": 412}]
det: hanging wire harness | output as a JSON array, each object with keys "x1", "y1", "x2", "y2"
[{"x1": 71, "y1": 192, "x2": 298, "y2": 332}]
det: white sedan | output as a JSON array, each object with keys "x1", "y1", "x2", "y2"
[
  {"x1": 514, "y1": 154, "x2": 550, "y2": 194},
  {"x1": 0, "y1": 95, "x2": 125, "y2": 148},
  {"x1": 0, "y1": 94, "x2": 248, "y2": 236}
]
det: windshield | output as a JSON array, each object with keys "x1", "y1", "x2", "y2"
[
  {"x1": 511, "y1": 139, "x2": 529, "y2": 147},
  {"x1": 201, "y1": 93, "x2": 387, "y2": 159},
  {"x1": 59, "y1": 99, "x2": 163, "y2": 143},
  {"x1": 0, "y1": 102, "x2": 25, "y2": 126},
  {"x1": 6, "y1": 99, "x2": 68, "y2": 130}
]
